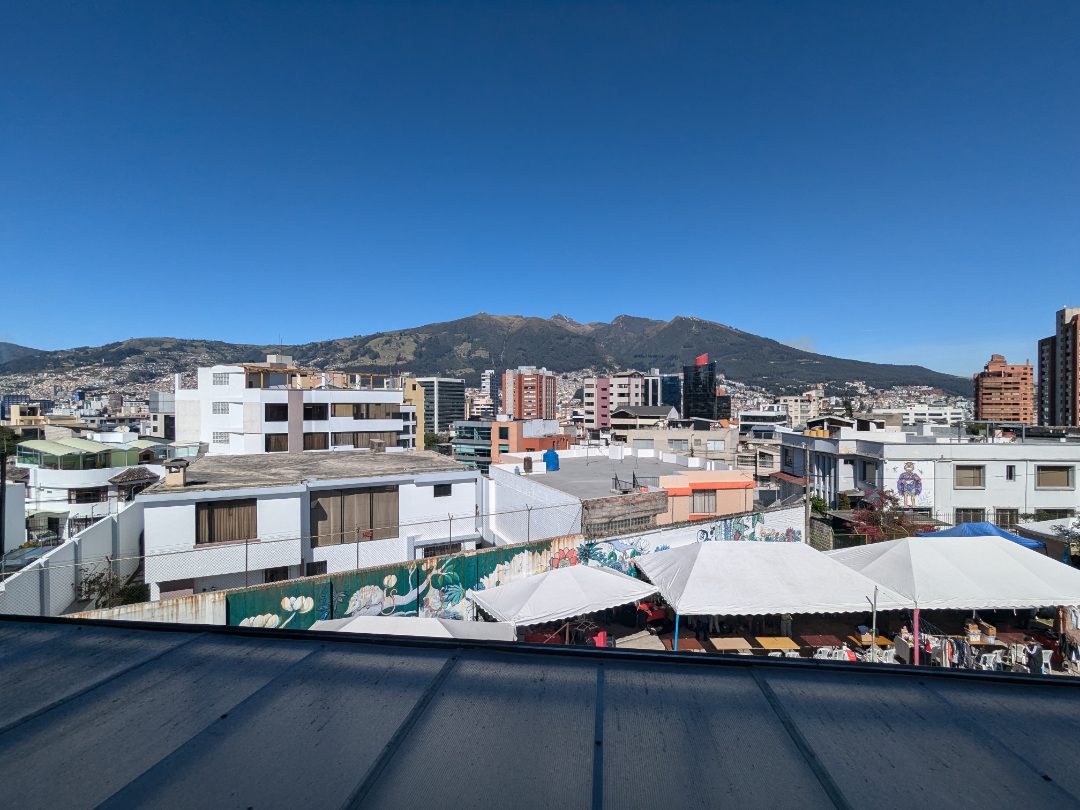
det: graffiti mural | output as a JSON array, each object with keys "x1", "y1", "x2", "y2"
[
  {"x1": 885, "y1": 459, "x2": 934, "y2": 509},
  {"x1": 225, "y1": 505, "x2": 806, "y2": 628}
]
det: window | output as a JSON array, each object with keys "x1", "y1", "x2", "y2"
[
  {"x1": 212, "y1": 402, "x2": 230, "y2": 415},
  {"x1": 303, "y1": 403, "x2": 328, "y2": 421},
  {"x1": 1034, "y1": 509, "x2": 1075, "y2": 521},
  {"x1": 632, "y1": 439, "x2": 653, "y2": 450},
  {"x1": 955, "y1": 508, "x2": 986, "y2": 524},
  {"x1": 691, "y1": 490, "x2": 716, "y2": 514},
  {"x1": 433, "y1": 484, "x2": 452, "y2": 497},
  {"x1": 498, "y1": 427, "x2": 509, "y2": 440},
  {"x1": 212, "y1": 372, "x2": 230, "y2": 385},
  {"x1": 954, "y1": 465, "x2": 985, "y2": 489},
  {"x1": 860, "y1": 461, "x2": 877, "y2": 483},
  {"x1": 706, "y1": 440, "x2": 726, "y2": 452},
  {"x1": 1005, "y1": 465, "x2": 1016, "y2": 481},
  {"x1": 668, "y1": 439, "x2": 689, "y2": 451},
  {"x1": 498, "y1": 444, "x2": 510, "y2": 452},
  {"x1": 423, "y1": 542, "x2": 462, "y2": 559},
  {"x1": 331, "y1": 402, "x2": 353, "y2": 418},
  {"x1": 264, "y1": 434, "x2": 289, "y2": 453},
  {"x1": 331, "y1": 402, "x2": 396, "y2": 419},
  {"x1": 995, "y1": 508, "x2": 1019, "y2": 529},
  {"x1": 305, "y1": 561, "x2": 328, "y2": 577},
  {"x1": 263, "y1": 566, "x2": 289, "y2": 583},
  {"x1": 69, "y1": 487, "x2": 108, "y2": 504},
  {"x1": 309, "y1": 486, "x2": 399, "y2": 546},
  {"x1": 1036, "y1": 465, "x2": 1074, "y2": 489},
  {"x1": 303, "y1": 432, "x2": 329, "y2": 450},
  {"x1": 783, "y1": 448, "x2": 794, "y2": 467},
  {"x1": 330, "y1": 431, "x2": 398, "y2": 448},
  {"x1": 196, "y1": 499, "x2": 257, "y2": 544},
  {"x1": 264, "y1": 403, "x2": 288, "y2": 422},
  {"x1": 212, "y1": 432, "x2": 229, "y2": 444}
]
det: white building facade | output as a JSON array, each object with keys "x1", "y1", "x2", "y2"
[{"x1": 176, "y1": 357, "x2": 418, "y2": 455}]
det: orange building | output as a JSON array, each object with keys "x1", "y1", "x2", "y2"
[
  {"x1": 489, "y1": 419, "x2": 573, "y2": 466},
  {"x1": 657, "y1": 470, "x2": 756, "y2": 524},
  {"x1": 501, "y1": 366, "x2": 557, "y2": 420},
  {"x1": 974, "y1": 354, "x2": 1034, "y2": 424}
]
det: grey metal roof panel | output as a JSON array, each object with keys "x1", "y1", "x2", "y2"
[
  {"x1": 3, "y1": 617, "x2": 1080, "y2": 809},
  {"x1": 97, "y1": 644, "x2": 453, "y2": 809},
  {"x1": 601, "y1": 663, "x2": 833, "y2": 809},
  {"x1": 359, "y1": 652, "x2": 598, "y2": 808}
]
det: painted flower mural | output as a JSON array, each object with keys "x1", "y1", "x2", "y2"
[
  {"x1": 239, "y1": 613, "x2": 281, "y2": 628},
  {"x1": 551, "y1": 547, "x2": 578, "y2": 568}
]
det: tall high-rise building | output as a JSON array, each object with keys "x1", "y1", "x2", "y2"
[
  {"x1": 682, "y1": 356, "x2": 725, "y2": 420},
  {"x1": 974, "y1": 354, "x2": 1034, "y2": 424},
  {"x1": 1037, "y1": 307, "x2": 1080, "y2": 426},
  {"x1": 501, "y1": 366, "x2": 557, "y2": 420},
  {"x1": 416, "y1": 378, "x2": 466, "y2": 434}
]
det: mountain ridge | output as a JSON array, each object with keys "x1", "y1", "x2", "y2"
[{"x1": 0, "y1": 314, "x2": 970, "y2": 395}]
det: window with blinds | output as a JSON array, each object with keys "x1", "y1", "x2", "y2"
[
  {"x1": 196, "y1": 499, "x2": 257, "y2": 544},
  {"x1": 264, "y1": 434, "x2": 288, "y2": 452},
  {"x1": 954, "y1": 465, "x2": 985, "y2": 488},
  {"x1": 691, "y1": 490, "x2": 716, "y2": 513},
  {"x1": 329, "y1": 403, "x2": 398, "y2": 419},
  {"x1": 1036, "y1": 466, "x2": 1073, "y2": 489},
  {"x1": 329, "y1": 431, "x2": 398, "y2": 448},
  {"x1": 309, "y1": 486, "x2": 399, "y2": 546},
  {"x1": 303, "y1": 432, "x2": 329, "y2": 450}
]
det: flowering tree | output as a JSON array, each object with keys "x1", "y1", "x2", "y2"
[{"x1": 849, "y1": 489, "x2": 936, "y2": 543}]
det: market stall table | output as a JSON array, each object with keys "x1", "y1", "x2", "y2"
[
  {"x1": 663, "y1": 637, "x2": 705, "y2": 652},
  {"x1": 756, "y1": 636, "x2": 800, "y2": 651},
  {"x1": 800, "y1": 634, "x2": 844, "y2": 648},
  {"x1": 710, "y1": 637, "x2": 753, "y2": 653},
  {"x1": 847, "y1": 635, "x2": 892, "y2": 649}
]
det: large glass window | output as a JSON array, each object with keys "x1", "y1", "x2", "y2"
[
  {"x1": 955, "y1": 508, "x2": 985, "y2": 524},
  {"x1": 1036, "y1": 466, "x2": 1074, "y2": 489},
  {"x1": 310, "y1": 486, "x2": 399, "y2": 546},
  {"x1": 954, "y1": 465, "x2": 985, "y2": 488},
  {"x1": 995, "y1": 508, "x2": 1019, "y2": 529},
  {"x1": 303, "y1": 403, "x2": 328, "y2": 421},
  {"x1": 264, "y1": 403, "x2": 288, "y2": 422},
  {"x1": 264, "y1": 434, "x2": 288, "y2": 452},
  {"x1": 303, "y1": 432, "x2": 329, "y2": 450},
  {"x1": 196, "y1": 499, "x2": 257, "y2": 544}
]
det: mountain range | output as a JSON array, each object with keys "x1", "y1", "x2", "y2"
[{"x1": 0, "y1": 314, "x2": 970, "y2": 395}]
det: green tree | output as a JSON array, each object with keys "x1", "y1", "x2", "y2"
[
  {"x1": 810, "y1": 495, "x2": 828, "y2": 516},
  {"x1": 838, "y1": 492, "x2": 852, "y2": 511},
  {"x1": 0, "y1": 425, "x2": 21, "y2": 455}
]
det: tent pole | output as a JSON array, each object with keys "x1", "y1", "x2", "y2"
[
  {"x1": 913, "y1": 607, "x2": 921, "y2": 666},
  {"x1": 674, "y1": 613, "x2": 680, "y2": 651}
]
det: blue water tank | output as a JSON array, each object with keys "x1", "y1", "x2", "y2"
[{"x1": 543, "y1": 448, "x2": 560, "y2": 471}]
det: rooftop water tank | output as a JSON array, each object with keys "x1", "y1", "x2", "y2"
[{"x1": 543, "y1": 448, "x2": 560, "y2": 472}]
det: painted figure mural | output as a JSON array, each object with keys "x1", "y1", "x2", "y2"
[{"x1": 896, "y1": 461, "x2": 923, "y2": 509}]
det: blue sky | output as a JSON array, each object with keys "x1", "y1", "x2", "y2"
[{"x1": 2, "y1": 2, "x2": 1077, "y2": 375}]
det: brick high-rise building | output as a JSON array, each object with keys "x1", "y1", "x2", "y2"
[
  {"x1": 973, "y1": 354, "x2": 1034, "y2": 425},
  {"x1": 1038, "y1": 307, "x2": 1080, "y2": 427},
  {"x1": 501, "y1": 366, "x2": 557, "y2": 420}
]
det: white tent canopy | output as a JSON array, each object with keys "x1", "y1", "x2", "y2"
[
  {"x1": 467, "y1": 564, "x2": 658, "y2": 627},
  {"x1": 829, "y1": 535, "x2": 1080, "y2": 610},
  {"x1": 634, "y1": 541, "x2": 913, "y2": 615},
  {"x1": 310, "y1": 615, "x2": 516, "y2": 641}
]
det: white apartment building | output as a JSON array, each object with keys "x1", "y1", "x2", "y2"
[
  {"x1": 871, "y1": 403, "x2": 968, "y2": 426},
  {"x1": 139, "y1": 450, "x2": 482, "y2": 599},
  {"x1": 583, "y1": 371, "x2": 646, "y2": 431},
  {"x1": 176, "y1": 355, "x2": 418, "y2": 455},
  {"x1": 780, "y1": 424, "x2": 1080, "y2": 527}
]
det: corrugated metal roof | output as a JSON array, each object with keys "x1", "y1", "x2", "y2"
[
  {"x1": 1, "y1": 616, "x2": 1078, "y2": 808},
  {"x1": 55, "y1": 436, "x2": 114, "y2": 452},
  {"x1": 17, "y1": 439, "x2": 87, "y2": 456}
]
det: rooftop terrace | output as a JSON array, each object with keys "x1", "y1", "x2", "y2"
[{"x1": 145, "y1": 449, "x2": 467, "y2": 493}]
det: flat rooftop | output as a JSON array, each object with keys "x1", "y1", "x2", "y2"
[
  {"x1": 1, "y1": 616, "x2": 1078, "y2": 808},
  {"x1": 514, "y1": 455, "x2": 703, "y2": 500},
  {"x1": 146, "y1": 449, "x2": 466, "y2": 493}
]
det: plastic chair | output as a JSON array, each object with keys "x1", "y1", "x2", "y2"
[
  {"x1": 767, "y1": 651, "x2": 783, "y2": 657},
  {"x1": 1041, "y1": 649, "x2": 1053, "y2": 674},
  {"x1": 783, "y1": 650, "x2": 801, "y2": 658}
]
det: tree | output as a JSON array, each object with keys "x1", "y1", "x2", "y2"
[
  {"x1": 810, "y1": 495, "x2": 828, "y2": 516},
  {"x1": 842, "y1": 397, "x2": 854, "y2": 419},
  {"x1": 848, "y1": 489, "x2": 935, "y2": 543},
  {"x1": 838, "y1": 492, "x2": 852, "y2": 511},
  {"x1": 0, "y1": 425, "x2": 21, "y2": 455},
  {"x1": 424, "y1": 432, "x2": 443, "y2": 448}
]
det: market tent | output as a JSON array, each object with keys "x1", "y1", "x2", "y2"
[
  {"x1": 467, "y1": 564, "x2": 657, "y2": 627},
  {"x1": 309, "y1": 615, "x2": 515, "y2": 641},
  {"x1": 829, "y1": 535, "x2": 1080, "y2": 610},
  {"x1": 918, "y1": 521, "x2": 1045, "y2": 550},
  {"x1": 634, "y1": 541, "x2": 913, "y2": 615}
]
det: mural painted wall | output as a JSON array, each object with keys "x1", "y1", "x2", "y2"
[
  {"x1": 884, "y1": 459, "x2": 934, "y2": 509},
  {"x1": 227, "y1": 505, "x2": 805, "y2": 628}
]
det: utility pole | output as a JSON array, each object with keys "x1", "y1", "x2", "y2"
[{"x1": 0, "y1": 449, "x2": 7, "y2": 561}]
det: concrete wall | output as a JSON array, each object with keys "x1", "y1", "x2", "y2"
[
  {"x1": 486, "y1": 466, "x2": 582, "y2": 545},
  {"x1": 67, "y1": 590, "x2": 227, "y2": 624},
  {"x1": 0, "y1": 501, "x2": 144, "y2": 616},
  {"x1": 4, "y1": 482, "x2": 25, "y2": 554}
]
